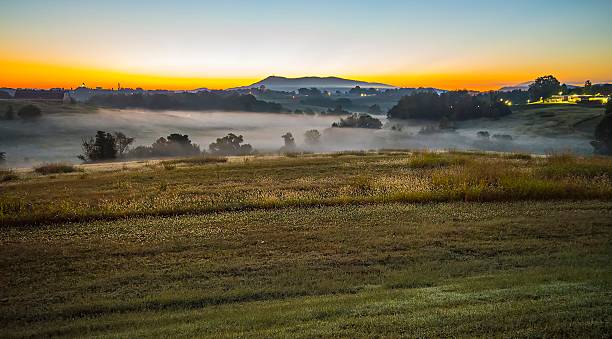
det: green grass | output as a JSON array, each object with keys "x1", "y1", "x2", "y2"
[
  {"x1": 1, "y1": 151, "x2": 611, "y2": 337},
  {"x1": 0, "y1": 201, "x2": 610, "y2": 337}
]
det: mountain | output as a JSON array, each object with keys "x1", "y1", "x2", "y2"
[
  {"x1": 232, "y1": 76, "x2": 397, "y2": 91},
  {"x1": 498, "y1": 81, "x2": 533, "y2": 92},
  {"x1": 499, "y1": 81, "x2": 580, "y2": 92}
]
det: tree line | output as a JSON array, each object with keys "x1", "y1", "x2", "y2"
[
  {"x1": 387, "y1": 90, "x2": 511, "y2": 121},
  {"x1": 88, "y1": 92, "x2": 283, "y2": 112}
]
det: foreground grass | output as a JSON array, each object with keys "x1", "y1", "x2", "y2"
[
  {"x1": 0, "y1": 200, "x2": 610, "y2": 337},
  {"x1": 1, "y1": 151, "x2": 612, "y2": 227}
]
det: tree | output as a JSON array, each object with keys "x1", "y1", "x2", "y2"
[
  {"x1": 150, "y1": 134, "x2": 200, "y2": 156},
  {"x1": 591, "y1": 114, "x2": 612, "y2": 155},
  {"x1": 5, "y1": 105, "x2": 14, "y2": 120},
  {"x1": 209, "y1": 133, "x2": 253, "y2": 156},
  {"x1": 78, "y1": 131, "x2": 117, "y2": 162},
  {"x1": 17, "y1": 104, "x2": 42, "y2": 120},
  {"x1": 584, "y1": 80, "x2": 593, "y2": 95},
  {"x1": 304, "y1": 129, "x2": 321, "y2": 145},
  {"x1": 528, "y1": 75, "x2": 560, "y2": 101},
  {"x1": 0, "y1": 152, "x2": 5, "y2": 162},
  {"x1": 280, "y1": 132, "x2": 296, "y2": 153},
  {"x1": 606, "y1": 100, "x2": 612, "y2": 114},
  {"x1": 114, "y1": 132, "x2": 134, "y2": 157}
]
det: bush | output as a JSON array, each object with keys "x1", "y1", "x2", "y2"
[
  {"x1": 34, "y1": 163, "x2": 80, "y2": 175},
  {"x1": 17, "y1": 104, "x2": 42, "y2": 120}
]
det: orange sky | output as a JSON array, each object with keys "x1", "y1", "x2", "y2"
[{"x1": 2, "y1": 58, "x2": 608, "y2": 91}]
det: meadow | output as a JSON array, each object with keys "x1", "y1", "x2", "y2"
[{"x1": 1, "y1": 151, "x2": 611, "y2": 337}]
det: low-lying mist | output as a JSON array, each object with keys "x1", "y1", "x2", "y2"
[{"x1": 0, "y1": 108, "x2": 594, "y2": 167}]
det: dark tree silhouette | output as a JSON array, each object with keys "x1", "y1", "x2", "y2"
[
  {"x1": 209, "y1": 133, "x2": 254, "y2": 156},
  {"x1": 280, "y1": 132, "x2": 296, "y2": 153},
  {"x1": 88, "y1": 92, "x2": 283, "y2": 112},
  {"x1": 150, "y1": 134, "x2": 201, "y2": 156},
  {"x1": 584, "y1": 80, "x2": 593, "y2": 95},
  {"x1": 332, "y1": 113, "x2": 382, "y2": 129},
  {"x1": 0, "y1": 152, "x2": 5, "y2": 162},
  {"x1": 298, "y1": 88, "x2": 322, "y2": 97},
  {"x1": 79, "y1": 131, "x2": 118, "y2": 162},
  {"x1": 388, "y1": 90, "x2": 511, "y2": 121},
  {"x1": 114, "y1": 132, "x2": 134, "y2": 157},
  {"x1": 528, "y1": 75, "x2": 561, "y2": 101},
  {"x1": 17, "y1": 104, "x2": 42, "y2": 120}
]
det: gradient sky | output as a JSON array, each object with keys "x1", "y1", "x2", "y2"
[{"x1": 1, "y1": 0, "x2": 611, "y2": 90}]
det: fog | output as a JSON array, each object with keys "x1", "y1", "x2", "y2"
[{"x1": 0, "y1": 109, "x2": 594, "y2": 167}]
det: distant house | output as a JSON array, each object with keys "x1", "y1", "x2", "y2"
[{"x1": 13, "y1": 89, "x2": 65, "y2": 101}]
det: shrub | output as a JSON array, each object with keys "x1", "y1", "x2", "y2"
[{"x1": 34, "y1": 163, "x2": 80, "y2": 175}]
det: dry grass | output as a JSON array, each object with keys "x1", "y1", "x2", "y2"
[
  {"x1": 0, "y1": 169, "x2": 18, "y2": 182},
  {"x1": 1, "y1": 151, "x2": 611, "y2": 227}
]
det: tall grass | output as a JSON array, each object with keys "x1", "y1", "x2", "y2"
[
  {"x1": 33, "y1": 163, "x2": 80, "y2": 175},
  {"x1": 2, "y1": 152, "x2": 611, "y2": 227}
]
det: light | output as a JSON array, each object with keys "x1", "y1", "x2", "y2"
[{"x1": 558, "y1": 92, "x2": 563, "y2": 95}]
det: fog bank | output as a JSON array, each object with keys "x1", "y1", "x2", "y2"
[{"x1": 0, "y1": 109, "x2": 594, "y2": 167}]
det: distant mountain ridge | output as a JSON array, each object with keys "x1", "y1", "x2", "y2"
[
  {"x1": 231, "y1": 76, "x2": 397, "y2": 91},
  {"x1": 499, "y1": 81, "x2": 581, "y2": 92}
]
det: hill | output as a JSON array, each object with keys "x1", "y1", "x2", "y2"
[{"x1": 232, "y1": 76, "x2": 397, "y2": 91}]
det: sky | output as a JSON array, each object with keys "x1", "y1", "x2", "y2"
[{"x1": 1, "y1": 0, "x2": 611, "y2": 90}]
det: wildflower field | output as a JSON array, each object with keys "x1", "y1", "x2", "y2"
[{"x1": 1, "y1": 151, "x2": 611, "y2": 337}]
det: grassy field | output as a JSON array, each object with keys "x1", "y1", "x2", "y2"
[{"x1": 1, "y1": 151, "x2": 611, "y2": 337}]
